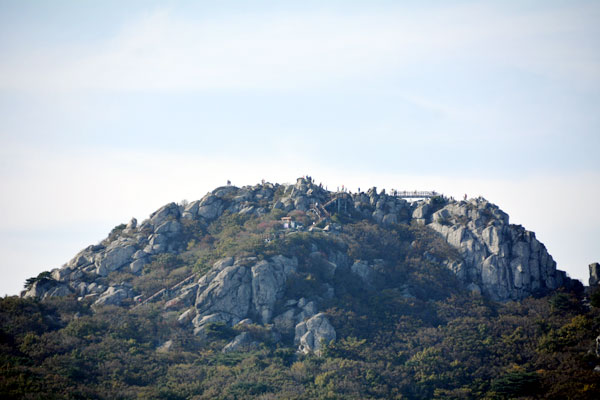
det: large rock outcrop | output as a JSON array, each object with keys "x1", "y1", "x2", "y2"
[
  {"x1": 424, "y1": 198, "x2": 568, "y2": 300},
  {"x1": 252, "y1": 255, "x2": 299, "y2": 323},
  {"x1": 192, "y1": 255, "x2": 298, "y2": 332}
]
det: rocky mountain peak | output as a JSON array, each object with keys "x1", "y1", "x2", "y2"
[{"x1": 21, "y1": 177, "x2": 578, "y2": 354}]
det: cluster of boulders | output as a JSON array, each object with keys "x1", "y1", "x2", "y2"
[
  {"x1": 273, "y1": 178, "x2": 329, "y2": 213},
  {"x1": 191, "y1": 255, "x2": 298, "y2": 329},
  {"x1": 421, "y1": 198, "x2": 572, "y2": 300},
  {"x1": 345, "y1": 185, "x2": 574, "y2": 301},
  {"x1": 162, "y1": 254, "x2": 337, "y2": 354},
  {"x1": 20, "y1": 177, "x2": 580, "y2": 352},
  {"x1": 352, "y1": 187, "x2": 412, "y2": 225},
  {"x1": 92, "y1": 284, "x2": 135, "y2": 307},
  {"x1": 20, "y1": 181, "x2": 284, "y2": 304},
  {"x1": 20, "y1": 178, "x2": 339, "y2": 301}
]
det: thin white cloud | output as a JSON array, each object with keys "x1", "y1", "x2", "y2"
[{"x1": 1, "y1": 3, "x2": 598, "y2": 92}]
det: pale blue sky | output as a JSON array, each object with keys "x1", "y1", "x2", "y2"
[{"x1": 1, "y1": 0, "x2": 598, "y2": 295}]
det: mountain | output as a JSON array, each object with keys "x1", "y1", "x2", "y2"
[
  {"x1": 2, "y1": 177, "x2": 599, "y2": 399},
  {"x1": 22, "y1": 177, "x2": 574, "y2": 304}
]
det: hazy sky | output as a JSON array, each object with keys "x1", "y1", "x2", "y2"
[{"x1": 1, "y1": 0, "x2": 599, "y2": 296}]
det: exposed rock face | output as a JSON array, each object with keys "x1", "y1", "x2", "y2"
[
  {"x1": 269, "y1": 297, "x2": 320, "y2": 338},
  {"x1": 177, "y1": 308, "x2": 196, "y2": 325},
  {"x1": 195, "y1": 261, "x2": 253, "y2": 324},
  {"x1": 192, "y1": 313, "x2": 232, "y2": 336},
  {"x1": 590, "y1": 263, "x2": 600, "y2": 286},
  {"x1": 23, "y1": 280, "x2": 73, "y2": 300},
  {"x1": 426, "y1": 198, "x2": 567, "y2": 300},
  {"x1": 164, "y1": 284, "x2": 198, "y2": 311},
  {"x1": 252, "y1": 255, "x2": 298, "y2": 323},
  {"x1": 184, "y1": 252, "x2": 332, "y2": 351},
  {"x1": 149, "y1": 202, "x2": 180, "y2": 227},
  {"x1": 192, "y1": 256, "x2": 298, "y2": 331},
  {"x1": 197, "y1": 195, "x2": 224, "y2": 220},
  {"x1": 129, "y1": 258, "x2": 146, "y2": 274},
  {"x1": 93, "y1": 285, "x2": 133, "y2": 307},
  {"x1": 155, "y1": 220, "x2": 182, "y2": 237},
  {"x1": 96, "y1": 245, "x2": 136, "y2": 276},
  {"x1": 295, "y1": 313, "x2": 336, "y2": 355},
  {"x1": 352, "y1": 188, "x2": 411, "y2": 225}
]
